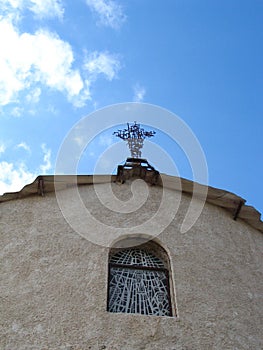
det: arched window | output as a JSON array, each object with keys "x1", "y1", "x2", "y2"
[{"x1": 107, "y1": 245, "x2": 172, "y2": 316}]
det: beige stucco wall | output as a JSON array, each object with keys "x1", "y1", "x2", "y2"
[{"x1": 1, "y1": 182, "x2": 262, "y2": 349}]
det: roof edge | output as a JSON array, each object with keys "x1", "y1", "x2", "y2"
[{"x1": 0, "y1": 174, "x2": 262, "y2": 233}]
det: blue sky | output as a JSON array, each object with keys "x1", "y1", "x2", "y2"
[{"x1": 0, "y1": 0, "x2": 262, "y2": 216}]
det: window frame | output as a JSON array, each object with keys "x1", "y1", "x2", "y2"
[{"x1": 107, "y1": 248, "x2": 173, "y2": 317}]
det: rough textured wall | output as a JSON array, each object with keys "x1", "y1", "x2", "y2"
[{"x1": 0, "y1": 183, "x2": 262, "y2": 350}]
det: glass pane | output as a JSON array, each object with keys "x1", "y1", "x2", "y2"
[
  {"x1": 108, "y1": 248, "x2": 171, "y2": 316},
  {"x1": 110, "y1": 248, "x2": 165, "y2": 268}
]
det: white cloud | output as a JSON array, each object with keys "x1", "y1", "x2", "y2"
[
  {"x1": 99, "y1": 134, "x2": 114, "y2": 147},
  {"x1": 39, "y1": 143, "x2": 51, "y2": 174},
  {"x1": 0, "y1": 142, "x2": 52, "y2": 194},
  {"x1": 10, "y1": 106, "x2": 23, "y2": 117},
  {"x1": 26, "y1": 87, "x2": 41, "y2": 103},
  {"x1": 0, "y1": 0, "x2": 64, "y2": 20},
  {"x1": 0, "y1": 18, "x2": 91, "y2": 107},
  {"x1": 73, "y1": 136, "x2": 86, "y2": 148},
  {"x1": 0, "y1": 4, "x2": 121, "y2": 109},
  {"x1": 47, "y1": 104, "x2": 58, "y2": 115},
  {"x1": 0, "y1": 0, "x2": 23, "y2": 12},
  {"x1": 88, "y1": 151, "x2": 95, "y2": 157},
  {"x1": 133, "y1": 84, "x2": 146, "y2": 102},
  {"x1": 84, "y1": 51, "x2": 121, "y2": 81},
  {"x1": 17, "y1": 141, "x2": 31, "y2": 153},
  {"x1": 85, "y1": 0, "x2": 126, "y2": 29},
  {"x1": 0, "y1": 143, "x2": 6, "y2": 154},
  {"x1": 29, "y1": 0, "x2": 64, "y2": 20},
  {"x1": 0, "y1": 161, "x2": 36, "y2": 194}
]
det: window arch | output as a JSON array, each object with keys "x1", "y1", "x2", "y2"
[{"x1": 107, "y1": 244, "x2": 172, "y2": 316}]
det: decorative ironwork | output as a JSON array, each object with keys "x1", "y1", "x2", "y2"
[
  {"x1": 113, "y1": 122, "x2": 156, "y2": 158},
  {"x1": 110, "y1": 248, "x2": 165, "y2": 268},
  {"x1": 108, "y1": 249, "x2": 171, "y2": 316}
]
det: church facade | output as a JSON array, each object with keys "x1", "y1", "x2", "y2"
[{"x1": 1, "y1": 171, "x2": 263, "y2": 349}]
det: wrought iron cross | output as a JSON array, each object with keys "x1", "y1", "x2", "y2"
[{"x1": 113, "y1": 122, "x2": 156, "y2": 158}]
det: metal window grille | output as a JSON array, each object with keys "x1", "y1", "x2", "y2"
[{"x1": 108, "y1": 248, "x2": 172, "y2": 316}]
